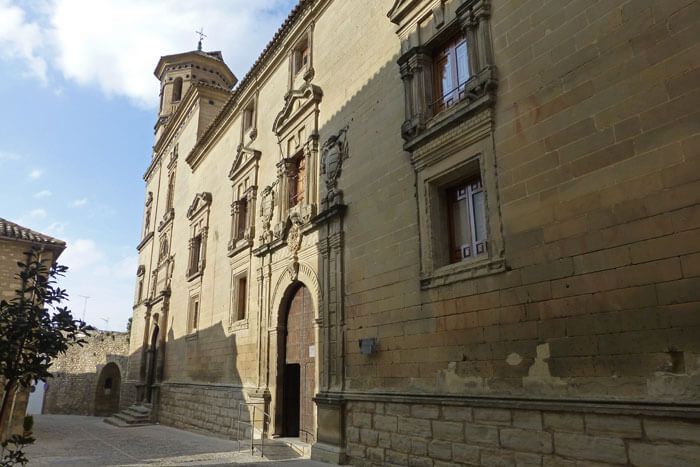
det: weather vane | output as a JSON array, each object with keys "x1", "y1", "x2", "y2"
[{"x1": 196, "y1": 28, "x2": 207, "y2": 51}]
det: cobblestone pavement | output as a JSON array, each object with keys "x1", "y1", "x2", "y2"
[{"x1": 25, "y1": 415, "x2": 328, "y2": 466}]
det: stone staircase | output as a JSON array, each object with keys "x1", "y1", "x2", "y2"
[{"x1": 103, "y1": 403, "x2": 153, "y2": 427}]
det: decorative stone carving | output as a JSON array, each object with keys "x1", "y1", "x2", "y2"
[
  {"x1": 259, "y1": 182, "x2": 276, "y2": 244},
  {"x1": 272, "y1": 83, "x2": 323, "y2": 136},
  {"x1": 228, "y1": 144, "x2": 261, "y2": 182},
  {"x1": 287, "y1": 222, "x2": 302, "y2": 255},
  {"x1": 321, "y1": 126, "x2": 349, "y2": 209},
  {"x1": 137, "y1": 265, "x2": 146, "y2": 277},
  {"x1": 158, "y1": 236, "x2": 169, "y2": 263},
  {"x1": 157, "y1": 209, "x2": 174, "y2": 232},
  {"x1": 432, "y1": 1, "x2": 445, "y2": 27},
  {"x1": 186, "y1": 192, "x2": 212, "y2": 220}
]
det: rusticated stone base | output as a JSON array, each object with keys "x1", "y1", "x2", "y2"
[
  {"x1": 344, "y1": 399, "x2": 700, "y2": 466},
  {"x1": 159, "y1": 383, "x2": 260, "y2": 439}
]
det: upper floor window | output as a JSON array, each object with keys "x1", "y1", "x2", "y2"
[
  {"x1": 186, "y1": 192, "x2": 212, "y2": 281},
  {"x1": 188, "y1": 294, "x2": 200, "y2": 333},
  {"x1": 293, "y1": 37, "x2": 310, "y2": 76},
  {"x1": 394, "y1": 0, "x2": 496, "y2": 145},
  {"x1": 243, "y1": 105, "x2": 254, "y2": 133},
  {"x1": 188, "y1": 231, "x2": 203, "y2": 276},
  {"x1": 236, "y1": 274, "x2": 247, "y2": 321},
  {"x1": 432, "y1": 33, "x2": 470, "y2": 116},
  {"x1": 236, "y1": 197, "x2": 248, "y2": 239},
  {"x1": 288, "y1": 154, "x2": 305, "y2": 207},
  {"x1": 172, "y1": 77, "x2": 183, "y2": 102},
  {"x1": 447, "y1": 176, "x2": 486, "y2": 263},
  {"x1": 228, "y1": 147, "x2": 260, "y2": 256}
]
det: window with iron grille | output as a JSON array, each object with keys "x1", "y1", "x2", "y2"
[{"x1": 432, "y1": 33, "x2": 471, "y2": 116}]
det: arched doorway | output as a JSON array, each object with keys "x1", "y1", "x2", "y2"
[
  {"x1": 145, "y1": 323, "x2": 159, "y2": 403},
  {"x1": 280, "y1": 284, "x2": 316, "y2": 441},
  {"x1": 94, "y1": 362, "x2": 121, "y2": 416}
]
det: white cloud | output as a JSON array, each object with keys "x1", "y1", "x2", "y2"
[
  {"x1": 71, "y1": 197, "x2": 87, "y2": 207},
  {"x1": 28, "y1": 168, "x2": 43, "y2": 180},
  {"x1": 48, "y1": 0, "x2": 296, "y2": 107},
  {"x1": 45, "y1": 221, "x2": 67, "y2": 235},
  {"x1": 0, "y1": 150, "x2": 21, "y2": 163},
  {"x1": 34, "y1": 189, "x2": 52, "y2": 198},
  {"x1": 29, "y1": 208, "x2": 47, "y2": 220},
  {"x1": 60, "y1": 238, "x2": 103, "y2": 271},
  {"x1": 0, "y1": 0, "x2": 48, "y2": 83},
  {"x1": 13, "y1": 208, "x2": 48, "y2": 228},
  {"x1": 0, "y1": 0, "x2": 296, "y2": 107}
]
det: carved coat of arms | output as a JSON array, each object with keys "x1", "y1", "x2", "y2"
[{"x1": 321, "y1": 126, "x2": 349, "y2": 208}]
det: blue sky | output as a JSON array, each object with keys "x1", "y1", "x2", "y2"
[{"x1": 0, "y1": 0, "x2": 297, "y2": 331}]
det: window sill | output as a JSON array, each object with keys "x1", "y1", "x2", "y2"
[
  {"x1": 421, "y1": 255, "x2": 506, "y2": 289},
  {"x1": 137, "y1": 231, "x2": 154, "y2": 251},
  {"x1": 186, "y1": 269, "x2": 204, "y2": 282},
  {"x1": 185, "y1": 331, "x2": 198, "y2": 341},
  {"x1": 229, "y1": 319, "x2": 249, "y2": 333},
  {"x1": 227, "y1": 239, "x2": 253, "y2": 258},
  {"x1": 403, "y1": 67, "x2": 497, "y2": 153}
]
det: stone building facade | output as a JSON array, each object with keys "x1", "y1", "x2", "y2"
[
  {"x1": 43, "y1": 331, "x2": 132, "y2": 416},
  {"x1": 127, "y1": 0, "x2": 700, "y2": 464},
  {"x1": 0, "y1": 218, "x2": 65, "y2": 439}
]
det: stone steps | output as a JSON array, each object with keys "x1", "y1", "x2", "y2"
[{"x1": 104, "y1": 404, "x2": 153, "y2": 427}]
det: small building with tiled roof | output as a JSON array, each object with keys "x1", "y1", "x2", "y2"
[
  {"x1": 0, "y1": 217, "x2": 66, "y2": 254},
  {"x1": 0, "y1": 217, "x2": 66, "y2": 437}
]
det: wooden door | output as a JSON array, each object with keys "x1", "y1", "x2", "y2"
[{"x1": 284, "y1": 285, "x2": 315, "y2": 441}]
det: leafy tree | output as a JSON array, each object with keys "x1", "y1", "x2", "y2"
[
  {"x1": 0, "y1": 248, "x2": 89, "y2": 458},
  {"x1": 0, "y1": 417, "x2": 33, "y2": 467}
]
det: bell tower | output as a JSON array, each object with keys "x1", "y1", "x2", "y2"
[{"x1": 153, "y1": 46, "x2": 237, "y2": 137}]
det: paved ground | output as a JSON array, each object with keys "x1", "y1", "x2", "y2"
[{"x1": 25, "y1": 415, "x2": 329, "y2": 466}]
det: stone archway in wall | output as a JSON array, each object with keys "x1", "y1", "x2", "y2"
[
  {"x1": 145, "y1": 322, "x2": 159, "y2": 403},
  {"x1": 94, "y1": 362, "x2": 121, "y2": 416},
  {"x1": 269, "y1": 264, "x2": 321, "y2": 443}
]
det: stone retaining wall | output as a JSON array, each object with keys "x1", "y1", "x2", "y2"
[
  {"x1": 345, "y1": 400, "x2": 700, "y2": 466},
  {"x1": 159, "y1": 383, "x2": 258, "y2": 439}
]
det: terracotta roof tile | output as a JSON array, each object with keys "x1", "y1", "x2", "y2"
[{"x1": 0, "y1": 217, "x2": 66, "y2": 248}]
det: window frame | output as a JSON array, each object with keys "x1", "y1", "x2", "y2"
[
  {"x1": 288, "y1": 152, "x2": 306, "y2": 208},
  {"x1": 227, "y1": 147, "x2": 260, "y2": 257},
  {"x1": 446, "y1": 175, "x2": 487, "y2": 264},
  {"x1": 417, "y1": 137, "x2": 505, "y2": 289},
  {"x1": 431, "y1": 32, "x2": 471, "y2": 117},
  {"x1": 289, "y1": 27, "x2": 314, "y2": 88},
  {"x1": 185, "y1": 192, "x2": 212, "y2": 282},
  {"x1": 229, "y1": 269, "x2": 250, "y2": 331},
  {"x1": 395, "y1": 0, "x2": 496, "y2": 147},
  {"x1": 187, "y1": 294, "x2": 200, "y2": 335}
]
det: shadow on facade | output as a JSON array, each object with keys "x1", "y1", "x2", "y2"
[{"x1": 304, "y1": 51, "x2": 406, "y2": 458}]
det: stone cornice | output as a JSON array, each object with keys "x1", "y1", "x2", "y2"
[
  {"x1": 136, "y1": 231, "x2": 154, "y2": 252},
  {"x1": 324, "y1": 390, "x2": 700, "y2": 419}
]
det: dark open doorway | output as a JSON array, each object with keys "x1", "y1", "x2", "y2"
[{"x1": 283, "y1": 363, "x2": 300, "y2": 436}]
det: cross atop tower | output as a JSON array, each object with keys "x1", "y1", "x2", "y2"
[{"x1": 195, "y1": 28, "x2": 207, "y2": 51}]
